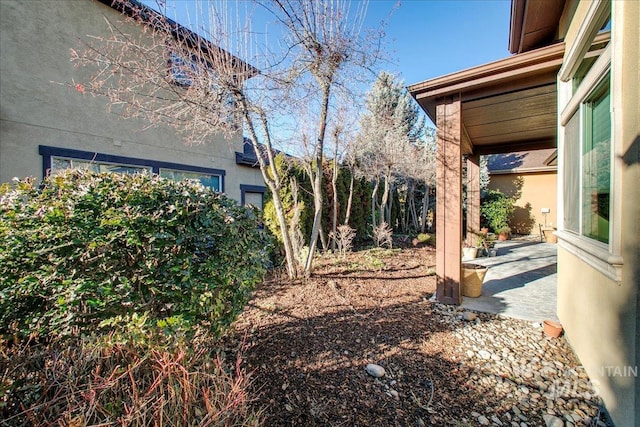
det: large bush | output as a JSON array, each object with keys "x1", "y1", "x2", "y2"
[
  {"x1": 0, "y1": 170, "x2": 268, "y2": 343},
  {"x1": 480, "y1": 189, "x2": 515, "y2": 233}
]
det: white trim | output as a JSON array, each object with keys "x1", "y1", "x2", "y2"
[
  {"x1": 556, "y1": 1, "x2": 620, "y2": 280},
  {"x1": 560, "y1": 45, "x2": 611, "y2": 126},
  {"x1": 556, "y1": 230, "x2": 623, "y2": 282},
  {"x1": 558, "y1": 0, "x2": 611, "y2": 82}
]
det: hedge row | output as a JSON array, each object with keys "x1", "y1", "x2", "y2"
[{"x1": 0, "y1": 170, "x2": 269, "y2": 344}]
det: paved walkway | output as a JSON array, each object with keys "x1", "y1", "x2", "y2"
[{"x1": 460, "y1": 239, "x2": 559, "y2": 322}]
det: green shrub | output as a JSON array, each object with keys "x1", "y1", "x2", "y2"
[
  {"x1": 480, "y1": 190, "x2": 515, "y2": 233},
  {"x1": 0, "y1": 170, "x2": 268, "y2": 343},
  {"x1": 416, "y1": 233, "x2": 431, "y2": 244}
]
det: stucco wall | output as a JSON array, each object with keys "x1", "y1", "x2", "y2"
[
  {"x1": 0, "y1": 0, "x2": 264, "y2": 202},
  {"x1": 556, "y1": 1, "x2": 639, "y2": 426},
  {"x1": 558, "y1": 248, "x2": 637, "y2": 426},
  {"x1": 488, "y1": 171, "x2": 557, "y2": 234}
]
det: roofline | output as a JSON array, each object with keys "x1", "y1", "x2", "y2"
[
  {"x1": 96, "y1": 0, "x2": 260, "y2": 78},
  {"x1": 508, "y1": 0, "x2": 526, "y2": 54},
  {"x1": 408, "y1": 42, "x2": 564, "y2": 97},
  {"x1": 407, "y1": 42, "x2": 564, "y2": 124},
  {"x1": 489, "y1": 166, "x2": 557, "y2": 175}
]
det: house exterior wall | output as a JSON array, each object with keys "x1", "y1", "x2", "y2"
[
  {"x1": 488, "y1": 171, "x2": 557, "y2": 234},
  {"x1": 556, "y1": 1, "x2": 639, "y2": 425},
  {"x1": 0, "y1": 0, "x2": 264, "y2": 202}
]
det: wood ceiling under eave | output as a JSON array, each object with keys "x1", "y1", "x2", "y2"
[
  {"x1": 509, "y1": 0, "x2": 567, "y2": 54},
  {"x1": 462, "y1": 82, "x2": 557, "y2": 154},
  {"x1": 409, "y1": 43, "x2": 564, "y2": 156}
]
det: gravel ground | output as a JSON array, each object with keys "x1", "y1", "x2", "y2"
[{"x1": 224, "y1": 245, "x2": 613, "y2": 427}]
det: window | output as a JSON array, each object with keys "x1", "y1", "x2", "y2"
[
  {"x1": 160, "y1": 168, "x2": 221, "y2": 191},
  {"x1": 240, "y1": 185, "x2": 266, "y2": 210},
  {"x1": 168, "y1": 52, "x2": 197, "y2": 87},
  {"x1": 52, "y1": 157, "x2": 151, "y2": 175},
  {"x1": 39, "y1": 145, "x2": 225, "y2": 192},
  {"x1": 582, "y1": 78, "x2": 611, "y2": 243},
  {"x1": 563, "y1": 112, "x2": 580, "y2": 233},
  {"x1": 556, "y1": 0, "x2": 620, "y2": 280},
  {"x1": 564, "y1": 75, "x2": 611, "y2": 244},
  {"x1": 166, "y1": 49, "x2": 238, "y2": 128}
]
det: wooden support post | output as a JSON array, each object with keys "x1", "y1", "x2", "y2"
[
  {"x1": 435, "y1": 95, "x2": 463, "y2": 305},
  {"x1": 466, "y1": 154, "x2": 481, "y2": 247}
]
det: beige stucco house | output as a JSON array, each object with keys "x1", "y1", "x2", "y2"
[
  {"x1": 0, "y1": 0, "x2": 266, "y2": 207},
  {"x1": 409, "y1": 0, "x2": 638, "y2": 424},
  {"x1": 486, "y1": 148, "x2": 558, "y2": 234}
]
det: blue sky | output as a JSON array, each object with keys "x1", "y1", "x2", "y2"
[{"x1": 367, "y1": 0, "x2": 512, "y2": 86}]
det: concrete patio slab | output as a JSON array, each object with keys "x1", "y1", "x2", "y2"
[{"x1": 460, "y1": 239, "x2": 558, "y2": 322}]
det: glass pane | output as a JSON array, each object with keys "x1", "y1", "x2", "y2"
[
  {"x1": 52, "y1": 157, "x2": 150, "y2": 175},
  {"x1": 582, "y1": 77, "x2": 610, "y2": 243},
  {"x1": 244, "y1": 192, "x2": 263, "y2": 209},
  {"x1": 563, "y1": 112, "x2": 580, "y2": 233},
  {"x1": 160, "y1": 169, "x2": 221, "y2": 191}
]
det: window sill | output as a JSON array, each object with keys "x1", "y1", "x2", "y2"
[{"x1": 556, "y1": 230, "x2": 623, "y2": 282}]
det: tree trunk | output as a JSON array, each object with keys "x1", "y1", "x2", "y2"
[
  {"x1": 381, "y1": 171, "x2": 391, "y2": 225},
  {"x1": 320, "y1": 225, "x2": 328, "y2": 252},
  {"x1": 371, "y1": 177, "x2": 379, "y2": 228},
  {"x1": 331, "y1": 137, "x2": 339, "y2": 251},
  {"x1": 344, "y1": 166, "x2": 354, "y2": 226},
  {"x1": 240, "y1": 100, "x2": 297, "y2": 279},
  {"x1": 304, "y1": 82, "x2": 332, "y2": 274},
  {"x1": 421, "y1": 186, "x2": 430, "y2": 233}
]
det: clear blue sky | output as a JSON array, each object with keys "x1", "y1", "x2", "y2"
[{"x1": 365, "y1": 0, "x2": 512, "y2": 86}]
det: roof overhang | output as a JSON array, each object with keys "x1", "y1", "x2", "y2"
[
  {"x1": 97, "y1": 0, "x2": 260, "y2": 79},
  {"x1": 408, "y1": 43, "x2": 564, "y2": 155},
  {"x1": 508, "y1": 0, "x2": 567, "y2": 54}
]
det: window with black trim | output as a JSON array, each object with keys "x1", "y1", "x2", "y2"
[
  {"x1": 40, "y1": 145, "x2": 225, "y2": 192},
  {"x1": 240, "y1": 184, "x2": 266, "y2": 210}
]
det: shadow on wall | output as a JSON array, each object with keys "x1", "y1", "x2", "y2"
[
  {"x1": 486, "y1": 153, "x2": 527, "y2": 171},
  {"x1": 511, "y1": 202, "x2": 536, "y2": 235},
  {"x1": 500, "y1": 176, "x2": 535, "y2": 235}
]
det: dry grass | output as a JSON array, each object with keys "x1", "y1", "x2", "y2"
[{"x1": 0, "y1": 337, "x2": 262, "y2": 426}]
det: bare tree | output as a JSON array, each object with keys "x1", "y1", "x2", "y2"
[
  {"x1": 70, "y1": 0, "x2": 386, "y2": 277},
  {"x1": 353, "y1": 72, "x2": 425, "y2": 229},
  {"x1": 263, "y1": 0, "x2": 384, "y2": 274},
  {"x1": 406, "y1": 127, "x2": 437, "y2": 233},
  {"x1": 68, "y1": 0, "x2": 306, "y2": 277}
]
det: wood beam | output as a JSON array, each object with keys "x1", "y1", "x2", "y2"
[
  {"x1": 435, "y1": 95, "x2": 463, "y2": 305},
  {"x1": 466, "y1": 154, "x2": 481, "y2": 247}
]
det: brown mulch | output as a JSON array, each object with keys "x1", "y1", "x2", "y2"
[
  {"x1": 223, "y1": 244, "x2": 603, "y2": 426},
  {"x1": 224, "y1": 244, "x2": 490, "y2": 426}
]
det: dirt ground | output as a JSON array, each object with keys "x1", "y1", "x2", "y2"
[{"x1": 223, "y1": 244, "x2": 602, "y2": 427}]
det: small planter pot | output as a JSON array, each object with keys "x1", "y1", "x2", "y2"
[
  {"x1": 498, "y1": 232, "x2": 509, "y2": 241},
  {"x1": 462, "y1": 247, "x2": 478, "y2": 260},
  {"x1": 543, "y1": 320, "x2": 563, "y2": 338},
  {"x1": 462, "y1": 263, "x2": 488, "y2": 298}
]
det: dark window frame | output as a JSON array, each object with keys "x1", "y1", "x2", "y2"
[
  {"x1": 39, "y1": 145, "x2": 226, "y2": 192},
  {"x1": 240, "y1": 184, "x2": 266, "y2": 208}
]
